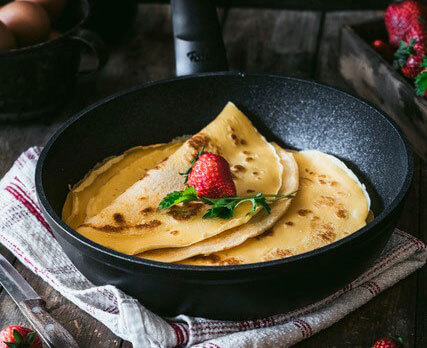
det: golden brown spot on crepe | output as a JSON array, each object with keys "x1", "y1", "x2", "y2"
[
  {"x1": 139, "y1": 197, "x2": 146, "y2": 201},
  {"x1": 243, "y1": 150, "x2": 251, "y2": 155},
  {"x1": 227, "y1": 125, "x2": 235, "y2": 132},
  {"x1": 80, "y1": 220, "x2": 161, "y2": 232},
  {"x1": 189, "y1": 254, "x2": 221, "y2": 263},
  {"x1": 188, "y1": 134, "x2": 210, "y2": 151},
  {"x1": 230, "y1": 133, "x2": 240, "y2": 146},
  {"x1": 319, "y1": 179, "x2": 326, "y2": 185},
  {"x1": 319, "y1": 174, "x2": 326, "y2": 178},
  {"x1": 135, "y1": 220, "x2": 162, "y2": 229},
  {"x1": 311, "y1": 216, "x2": 320, "y2": 222},
  {"x1": 113, "y1": 213, "x2": 125, "y2": 224},
  {"x1": 317, "y1": 223, "x2": 336, "y2": 242},
  {"x1": 231, "y1": 164, "x2": 246, "y2": 173},
  {"x1": 252, "y1": 171, "x2": 259, "y2": 175},
  {"x1": 240, "y1": 139, "x2": 247, "y2": 145},
  {"x1": 246, "y1": 157, "x2": 254, "y2": 162},
  {"x1": 169, "y1": 230, "x2": 179, "y2": 235},
  {"x1": 247, "y1": 189, "x2": 255, "y2": 193},
  {"x1": 140, "y1": 207, "x2": 154, "y2": 214},
  {"x1": 231, "y1": 173, "x2": 238, "y2": 180},
  {"x1": 285, "y1": 221, "x2": 294, "y2": 226},
  {"x1": 336, "y1": 208, "x2": 348, "y2": 219},
  {"x1": 316, "y1": 195, "x2": 335, "y2": 207},
  {"x1": 166, "y1": 202, "x2": 204, "y2": 221},
  {"x1": 219, "y1": 257, "x2": 242, "y2": 265},
  {"x1": 255, "y1": 229, "x2": 274, "y2": 240},
  {"x1": 81, "y1": 224, "x2": 125, "y2": 232},
  {"x1": 330, "y1": 181, "x2": 338, "y2": 186},
  {"x1": 298, "y1": 209, "x2": 312, "y2": 216},
  {"x1": 263, "y1": 248, "x2": 293, "y2": 261}
]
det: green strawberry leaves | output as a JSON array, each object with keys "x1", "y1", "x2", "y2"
[
  {"x1": 4, "y1": 329, "x2": 37, "y2": 348},
  {"x1": 393, "y1": 38, "x2": 416, "y2": 69},
  {"x1": 179, "y1": 146, "x2": 205, "y2": 184},
  {"x1": 158, "y1": 189, "x2": 297, "y2": 220}
]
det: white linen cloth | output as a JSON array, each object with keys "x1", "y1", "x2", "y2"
[{"x1": 0, "y1": 147, "x2": 426, "y2": 348}]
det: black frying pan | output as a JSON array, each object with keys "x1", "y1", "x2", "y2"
[{"x1": 35, "y1": 0, "x2": 413, "y2": 320}]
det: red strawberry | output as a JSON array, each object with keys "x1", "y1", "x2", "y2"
[
  {"x1": 372, "y1": 336, "x2": 404, "y2": 348},
  {"x1": 371, "y1": 39, "x2": 395, "y2": 61},
  {"x1": 401, "y1": 52, "x2": 425, "y2": 77},
  {"x1": 406, "y1": 21, "x2": 427, "y2": 49},
  {"x1": 187, "y1": 153, "x2": 236, "y2": 198},
  {"x1": 0, "y1": 326, "x2": 42, "y2": 348},
  {"x1": 385, "y1": 0, "x2": 427, "y2": 47}
]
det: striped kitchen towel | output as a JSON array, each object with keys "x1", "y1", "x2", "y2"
[{"x1": 0, "y1": 147, "x2": 426, "y2": 348}]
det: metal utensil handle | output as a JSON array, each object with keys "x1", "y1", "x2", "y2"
[
  {"x1": 19, "y1": 298, "x2": 79, "y2": 348},
  {"x1": 172, "y1": 0, "x2": 228, "y2": 76}
]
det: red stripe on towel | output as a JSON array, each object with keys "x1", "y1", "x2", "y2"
[{"x1": 5, "y1": 185, "x2": 53, "y2": 236}]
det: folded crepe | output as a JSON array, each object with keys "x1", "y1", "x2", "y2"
[
  {"x1": 75, "y1": 102, "x2": 284, "y2": 255},
  {"x1": 63, "y1": 142, "x2": 183, "y2": 229},
  {"x1": 140, "y1": 143, "x2": 299, "y2": 262},
  {"x1": 181, "y1": 150, "x2": 371, "y2": 265}
]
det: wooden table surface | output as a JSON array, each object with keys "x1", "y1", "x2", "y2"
[{"x1": 0, "y1": 4, "x2": 425, "y2": 348}]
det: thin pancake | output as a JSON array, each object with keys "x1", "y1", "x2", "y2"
[
  {"x1": 140, "y1": 144, "x2": 298, "y2": 262},
  {"x1": 62, "y1": 141, "x2": 184, "y2": 229},
  {"x1": 76, "y1": 102, "x2": 283, "y2": 255},
  {"x1": 182, "y1": 150, "x2": 370, "y2": 265}
]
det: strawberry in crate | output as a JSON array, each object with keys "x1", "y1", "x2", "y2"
[{"x1": 382, "y1": 0, "x2": 427, "y2": 97}]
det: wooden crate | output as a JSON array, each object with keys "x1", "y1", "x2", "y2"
[{"x1": 339, "y1": 20, "x2": 427, "y2": 160}]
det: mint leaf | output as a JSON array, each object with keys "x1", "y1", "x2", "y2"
[
  {"x1": 201, "y1": 192, "x2": 296, "y2": 219},
  {"x1": 158, "y1": 186, "x2": 198, "y2": 210}
]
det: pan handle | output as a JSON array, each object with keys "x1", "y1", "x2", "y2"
[{"x1": 171, "y1": 0, "x2": 228, "y2": 76}]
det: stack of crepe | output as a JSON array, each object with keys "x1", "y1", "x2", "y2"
[{"x1": 63, "y1": 103, "x2": 371, "y2": 266}]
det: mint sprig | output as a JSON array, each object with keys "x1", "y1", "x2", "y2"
[
  {"x1": 158, "y1": 189, "x2": 297, "y2": 220},
  {"x1": 179, "y1": 146, "x2": 205, "y2": 184}
]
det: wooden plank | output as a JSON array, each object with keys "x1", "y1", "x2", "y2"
[
  {"x1": 416, "y1": 160, "x2": 427, "y2": 348},
  {"x1": 339, "y1": 21, "x2": 427, "y2": 160},
  {"x1": 315, "y1": 10, "x2": 383, "y2": 89},
  {"x1": 140, "y1": 0, "x2": 391, "y2": 11},
  {"x1": 223, "y1": 8, "x2": 322, "y2": 77}
]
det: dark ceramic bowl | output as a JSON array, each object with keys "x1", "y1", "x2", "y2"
[{"x1": 0, "y1": 0, "x2": 107, "y2": 122}]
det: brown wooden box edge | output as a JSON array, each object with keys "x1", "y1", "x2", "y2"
[{"x1": 339, "y1": 19, "x2": 427, "y2": 160}]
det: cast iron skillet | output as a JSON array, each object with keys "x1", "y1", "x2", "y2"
[{"x1": 35, "y1": 0, "x2": 413, "y2": 320}]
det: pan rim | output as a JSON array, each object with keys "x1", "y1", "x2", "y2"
[{"x1": 35, "y1": 71, "x2": 414, "y2": 273}]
